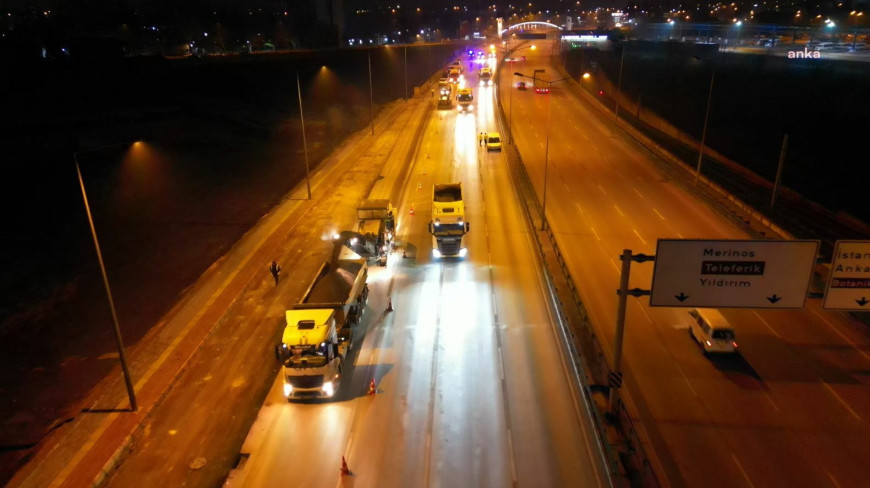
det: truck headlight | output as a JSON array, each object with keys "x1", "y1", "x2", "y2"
[
  {"x1": 283, "y1": 382, "x2": 293, "y2": 397},
  {"x1": 459, "y1": 248, "x2": 468, "y2": 257},
  {"x1": 322, "y1": 381, "x2": 335, "y2": 397},
  {"x1": 433, "y1": 249, "x2": 442, "y2": 258}
]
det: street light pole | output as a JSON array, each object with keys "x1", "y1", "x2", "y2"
[
  {"x1": 296, "y1": 69, "x2": 312, "y2": 199},
  {"x1": 694, "y1": 63, "x2": 715, "y2": 185},
  {"x1": 508, "y1": 67, "x2": 514, "y2": 144},
  {"x1": 614, "y1": 44, "x2": 626, "y2": 129},
  {"x1": 541, "y1": 83, "x2": 553, "y2": 230},
  {"x1": 515, "y1": 72, "x2": 569, "y2": 229},
  {"x1": 74, "y1": 147, "x2": 138, "y2": 412},
  {"x1": 368, "y1": 50, "x2": 375, "y2": 135},
  {"x1": 404, "y1": 45, "x2": 408, "y2": 100}
]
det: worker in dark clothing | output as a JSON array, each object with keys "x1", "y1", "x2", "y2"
[{"x1": 269, "y1": 261, "x2": 281, "y2": 285}]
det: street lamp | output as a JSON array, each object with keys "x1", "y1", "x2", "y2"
[
  {"x1": 692, "y1": 56, "x2": 715, "y2": 185},
  {"x1": 850, "y1": 11, "x2": 864, "y2": 51},
  {"x1": 296, "y1": 66, "x2": 326, "y2": 199},
  {"x1": 74, "y1": 141, "x2": 141, "y2": 412},
  {"x1": 514, "y1": 71, "x2": 569, "y2": 229},
  {"x1": 368, "y1": 50, "x2": 375, "y2": 135}
]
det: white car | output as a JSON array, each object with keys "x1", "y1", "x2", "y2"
[{"x1": 688, "y1": 308, "x2": 738, "y2": 355}]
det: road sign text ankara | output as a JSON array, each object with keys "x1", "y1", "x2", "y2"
[
  {"x1": 650, "y1": 239, "x2": 819, "y2": 308},
  {"x1": 823, "y1": 240, "x2": 870, "y2": 310}
]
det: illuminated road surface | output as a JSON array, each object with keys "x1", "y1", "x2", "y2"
[
  {"x1": 504, "y1": 40, "x2": 870, "y2": 488},
  {"x1": 231, "y1": 58, "x2": 610, "y2": 488}
]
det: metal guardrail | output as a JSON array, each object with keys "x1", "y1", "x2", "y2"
[{"x1": 494, "y1": 80, "x2": 662, "y2": 486}]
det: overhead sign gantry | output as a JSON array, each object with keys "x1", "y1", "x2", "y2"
[
  {"x1": 823, "y1": 240, "x2": 870, "y2": 310},
  {"x1": 649, "y1": 239, "x2": 819, "y2": 308}
]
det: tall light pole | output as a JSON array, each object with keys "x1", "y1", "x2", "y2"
[
  {"x1": 692, "y1": 57, "x2": 715, "y2": 185},
  {"x1": 368, "y1": 50, "x2": 375, "y2": 135},
  {"x1": 613, "y1": 44, "x2": 626, "y2": 129},
  {"x1": 296, "y1": 66, "x2": 325, "y2": 199},
  {"x1": 404, "y1": 45, "x2": 408, "y2": 100},
  {"x1": 515, "y1": 72, "x2": 569, "y2": 229},
  {"x1": 74, "y1": 142, "x2": 140, "y2": 412}
]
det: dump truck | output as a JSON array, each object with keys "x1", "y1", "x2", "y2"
[
  {"x1": 428, "y1": 183, "x2": 470, "y2": 258},
  {"x1": 479, "y1": 67, "x2": 493, "y2": 86},
  {"x1": 456, "y1": 87, "x2": 473, "y2": 112},
  {"x1": 275, "y1": 254, "x2": 368, "y2": 399}
]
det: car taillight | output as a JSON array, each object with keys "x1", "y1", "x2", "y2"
[{"x1": 732, "y1": 342, "x2": 738, "y2": 348}]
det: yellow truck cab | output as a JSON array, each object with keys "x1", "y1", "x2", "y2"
[{"x1": 277, "y1": 309, "x2": 346, "y2": 399}]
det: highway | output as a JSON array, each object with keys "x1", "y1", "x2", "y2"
[
  {"x1": 502, "y1": 39, "x2": 870, "y2": 488},
  {"x1": 224, "y1": 56, "x2": 611, "y2": 487}
]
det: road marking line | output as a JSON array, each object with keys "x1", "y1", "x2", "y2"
[
  {"x1": 810, "y1": 308, "x2": 870, "y2": 363},
  {"x1": 598, "y1": 184, "x2": 607, "y2": 195},
  {"x1": 590, "y1": 226, "x2": 600, "y2": 241},
  {"x1": 653, "y1": 208, "x2": 666, "y2": 220},
  {"x1": 575, "y1": 202, "x2": 584, "y2": 214},
  {"x1": 609, "y1": 258, "x2": 620, "y2": 274},
  {"x1": 633, "y1": 187, "x2": 644, "y2": 199},
  {"x1": 506, "y1": 428, "x2": 518, "y2": 484},
  {"x1": 676, "y1": 232, "x2": 684, "y2": 239},
  {"x1": 632, "y1": 228, "x2": 647, "y2": 245},
  {"x1": 752, "y1": 311, "x2": 781, "y2": 338},
  {"x1": 825, "y1": 469, "x2": 844, "y2": 488},
  {"x1": 498, "y1": 346, "x2": 505, "y2": 380},
  {"x1": 761, "y1": 390, "x2": 781, "y2": 412},
  {"x1": 614, "y1": 205, "x2": 624, "y2": 216},
  {"x1": 823, "y1": 382, "x2": 862, "y2": 420},
  {"x1": 731, "y1": 453, "x2": 756, "y2": 488}
]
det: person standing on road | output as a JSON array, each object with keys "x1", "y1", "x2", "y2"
[{"x1": 269, "y1": 260, "x2": 281, "y2": 285}]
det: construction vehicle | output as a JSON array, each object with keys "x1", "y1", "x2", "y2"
[
  {"x1": 456, "y1": 87, "x2": 473, "y2": 112},
  {"x1": 353, "y1": 199, "x2": 395, "y2": 266},
  {"x1": 275, "y1": 251, "x2": 368, "y2": 400},
  {"x1": 427, "y1": 183, "x2": 470, "y2": 258},
  {"x1": 437, "y1": 92, "x2": 453, "y2": 109}
]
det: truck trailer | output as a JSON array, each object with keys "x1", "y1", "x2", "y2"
[
  {"x1": 428, "y1": 183, "x2": 470, "y2": 258},
  {"x1": 275, "y1": 256, "x2": 368, "y2": 399}
]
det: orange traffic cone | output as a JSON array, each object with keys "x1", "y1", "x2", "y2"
[
  {"x1": 409, "y1": 205, "x2": 415, "y2": 216},
  {"x1": 340, "y1": 456, "x2": 351, "y2": 476},
  {"x1": 387, "y1": 297, "x2": 394, "y2": 312},
  {"x1": 368, "y1": 378, "x2": 377, "y2": 395}
]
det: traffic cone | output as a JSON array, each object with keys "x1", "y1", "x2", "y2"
[
  {"x1": 387, "y1": 297, "x2": 393, "y2": 312},
  {"x1": 409, "y1": 205, "x2": 415, "y2": 216},
  {"x1": 340, "y1": 456, "x2": 351, "y2": 476},
  {"x1": 368, "y1": 378, "x2": 377, "y2": 395}
]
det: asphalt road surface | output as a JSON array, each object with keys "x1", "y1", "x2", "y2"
[
  {"x1": 226, "y1": 56, "x2": 611, "y2": 488},
  {"x1": 503, "y1": 40, "x2": 870, "y2": 488}
]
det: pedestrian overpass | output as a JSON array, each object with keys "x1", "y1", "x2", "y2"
[{"x1": 498, "y1": 21, "x2": 563, "y2": 38}]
